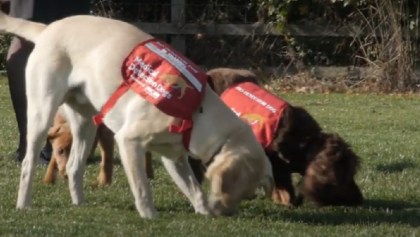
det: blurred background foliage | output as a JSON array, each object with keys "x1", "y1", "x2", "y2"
[{"x1": 0, "y1": 0, "x2": 418, "y2": 91}]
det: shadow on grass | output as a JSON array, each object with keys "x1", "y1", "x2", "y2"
[
  {"x1": 243, "y1": 199, "x2": 420, "y2": 227},
  {"x1": 375, "y1": 161, "x2": 416, "y2": 173},
  {"x1": 86, "y1": 155, "x2": 122, "y2": 166},
  {"x1": 364, "y1": 199, "x2": 420, "y2": 210},
  {"x1": 107, "y1": 199, "x2": 195, "y2": 216}
]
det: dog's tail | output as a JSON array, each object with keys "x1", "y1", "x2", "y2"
[{"x1": 0, "y1": 9, "x2": 46, "y2": 42}]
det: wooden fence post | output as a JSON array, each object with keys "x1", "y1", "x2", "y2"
[{"x1": 171, "y1": 0, "x2": 186, "y2": 54}]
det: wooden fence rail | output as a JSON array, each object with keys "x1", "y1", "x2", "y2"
[
  {"x1": 135, "y1": 0, "x2": 359, "y2": 54},
  {"x1": 125, "y1": 0, "x2": 418, "y2": 64}
]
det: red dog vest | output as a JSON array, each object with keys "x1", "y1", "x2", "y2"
[
  {"x1": 221, "y1": 82, "x2": 288, "y2": 149},
  {"x1": 94, "y1": 39, "x2": 208, "y2": 149}
]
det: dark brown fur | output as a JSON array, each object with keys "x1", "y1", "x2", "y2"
[{"x1": 199, "y1": 67, "x2": 363, "y2": 207}]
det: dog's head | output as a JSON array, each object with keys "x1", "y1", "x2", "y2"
[
  {"x1": 301, "y1": 133, "x2": 363, "y2": 206},
  {"x1": 271, "y1": 106, "x2": 363, "y2": 206},
  {"x1": 204, "y1": 125, "x2": 272, "y2": 216},
  {"x1": 206, "y1": 68, "x2": 259, "y2": 95},
  {"x1": 272, "y1": 105, "x2": 322, "y2": 170},
  {"x1": 47, "y1": 116, "x2": 72, "y2": 179}
]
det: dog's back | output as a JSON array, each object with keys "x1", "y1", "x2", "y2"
[{"x1": 207, "y1": 68, "x2": 259, "y2": 95}]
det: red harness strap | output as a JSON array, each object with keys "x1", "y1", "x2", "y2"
[
  {"x1": 93, "y1": 81, "x2": 131, "y2": 126},
  {"x1": 93, "y1": 39, "x2": 207, "y2": 150},
  {"x1": 169, "y1": 119, "x2": 193, "y2": 150},
  {"x1": 92, "y1": 79, "x2": 193, "y2": 149}
]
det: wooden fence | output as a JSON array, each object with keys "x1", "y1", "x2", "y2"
[{"x1": 134, "y1": 0, "x2": 358, "y2": 54}]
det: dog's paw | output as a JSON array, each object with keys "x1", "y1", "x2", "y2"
[
  {"x1": 139, "y1": 208, "x2": 159, "y2": 219},
  {"x1": 16, "y1": 199, "x2": 32, "y2": 210},
  {"x1": 271, "y1": 189, "x2": 294, "y2": 207},
  {"x1": 194, "y1": 205, "x2": 212, "y2": 216},
  {"x1": 42, "y1": 177, "x2": 56, "y2": 185},
  {"x1": 97, "y1": 171, "x2": 112, "y2": 186}
]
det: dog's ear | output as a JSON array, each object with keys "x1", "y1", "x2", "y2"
[
  {"x1": 47, "y1": 124, "x2": 71, "y2": 141},
  {"x1": 310, "y1": 133, "x2": 360, "y2": 178},
  {"x1": 273, "y1": 105, "x2": 322, "y2": 155},
  {"x1": 302, "y1": 133, "x2": 363, "y2": 206},
  {"x1": 47, "y1": 113, "x2": 68, "y2": 140},
  {"x1": 47, "y1": 125, "x2": 62, "y2": 140},
  {"x1": 324, "y1": 133, "x2": 360, "y2": 178}
]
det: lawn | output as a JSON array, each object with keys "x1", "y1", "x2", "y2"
[{"x1": 0, "y1": 77, "x2": 419, "y2": 237}]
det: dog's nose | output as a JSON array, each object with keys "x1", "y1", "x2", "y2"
[
  {"x1": 208, "y1": 195, "x2": 237, "y2": 216},
  {"x1": 346, "y1": 182, "x2": 364, "y2": 206}
]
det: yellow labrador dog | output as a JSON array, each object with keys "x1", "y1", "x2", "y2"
[{"x1": 0, "y1": 12, "x2": 272, "y2": 218}]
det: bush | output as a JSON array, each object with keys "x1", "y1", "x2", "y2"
[{"x1": 351, "y1": 0, "x2": 419, "y2": 92}]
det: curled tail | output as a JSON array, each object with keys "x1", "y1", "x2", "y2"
[{"x1": 0, "y1": 9, "x2": 46, "y2": 42}]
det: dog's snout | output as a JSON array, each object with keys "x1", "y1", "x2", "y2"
[{"x1": 208, "y1": 195, "x2": 237, "y2": 216}]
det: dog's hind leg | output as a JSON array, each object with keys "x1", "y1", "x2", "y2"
[
  {"x1": 161, "y1": 156, "x2": 211, "y2": 215},
  {"x1": 115, "y1": 129, "x2": 157, "y2": 219},
  {"x1": 16, "y1": 87, "x2": 62, "y2": 209},
  {"x1": 63, "y1": 105, "x2": 97, "y2": 205},
  {"x1": 16, "y1": 43, "x2": 75, "y2": 209}
]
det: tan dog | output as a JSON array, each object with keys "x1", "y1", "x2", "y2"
[
  {"x1": 0, "y1": 13, "x2": 272, "y2": 218},
  {"x1": 43, "y1": 111, "x2": 154, "y2": 185}
]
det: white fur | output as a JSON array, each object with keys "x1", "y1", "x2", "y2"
[{"x1": 0, "y1": 12, "x2": 273, "y2": 218}]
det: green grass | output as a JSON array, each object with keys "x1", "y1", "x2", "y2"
[{"x1": 0, "y1": 78, "x2": 419, "y2": 237}]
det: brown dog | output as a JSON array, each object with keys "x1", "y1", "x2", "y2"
[
  {"x1": 200, "y1": 68, "x2": 363, "y2": 207},
  {"x1": 43, "y1": 112, "x2": 154, "y2": 185}
]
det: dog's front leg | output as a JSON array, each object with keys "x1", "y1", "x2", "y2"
[
  {"x1": 65, "y1": 108, "x2": 97, "y2": 205},
  {"x1": 161, "y1": 156, "x2": 211, "y2": 216},
  {"x1": 43, "y1": 157, "x2": 58, "y2": 184},
  {"x1": 97, "y1": 125, "x2": 114, "y2": 186},
  {"x1": 115, "y1": 133, "x2": 157, "y2": 219}
]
